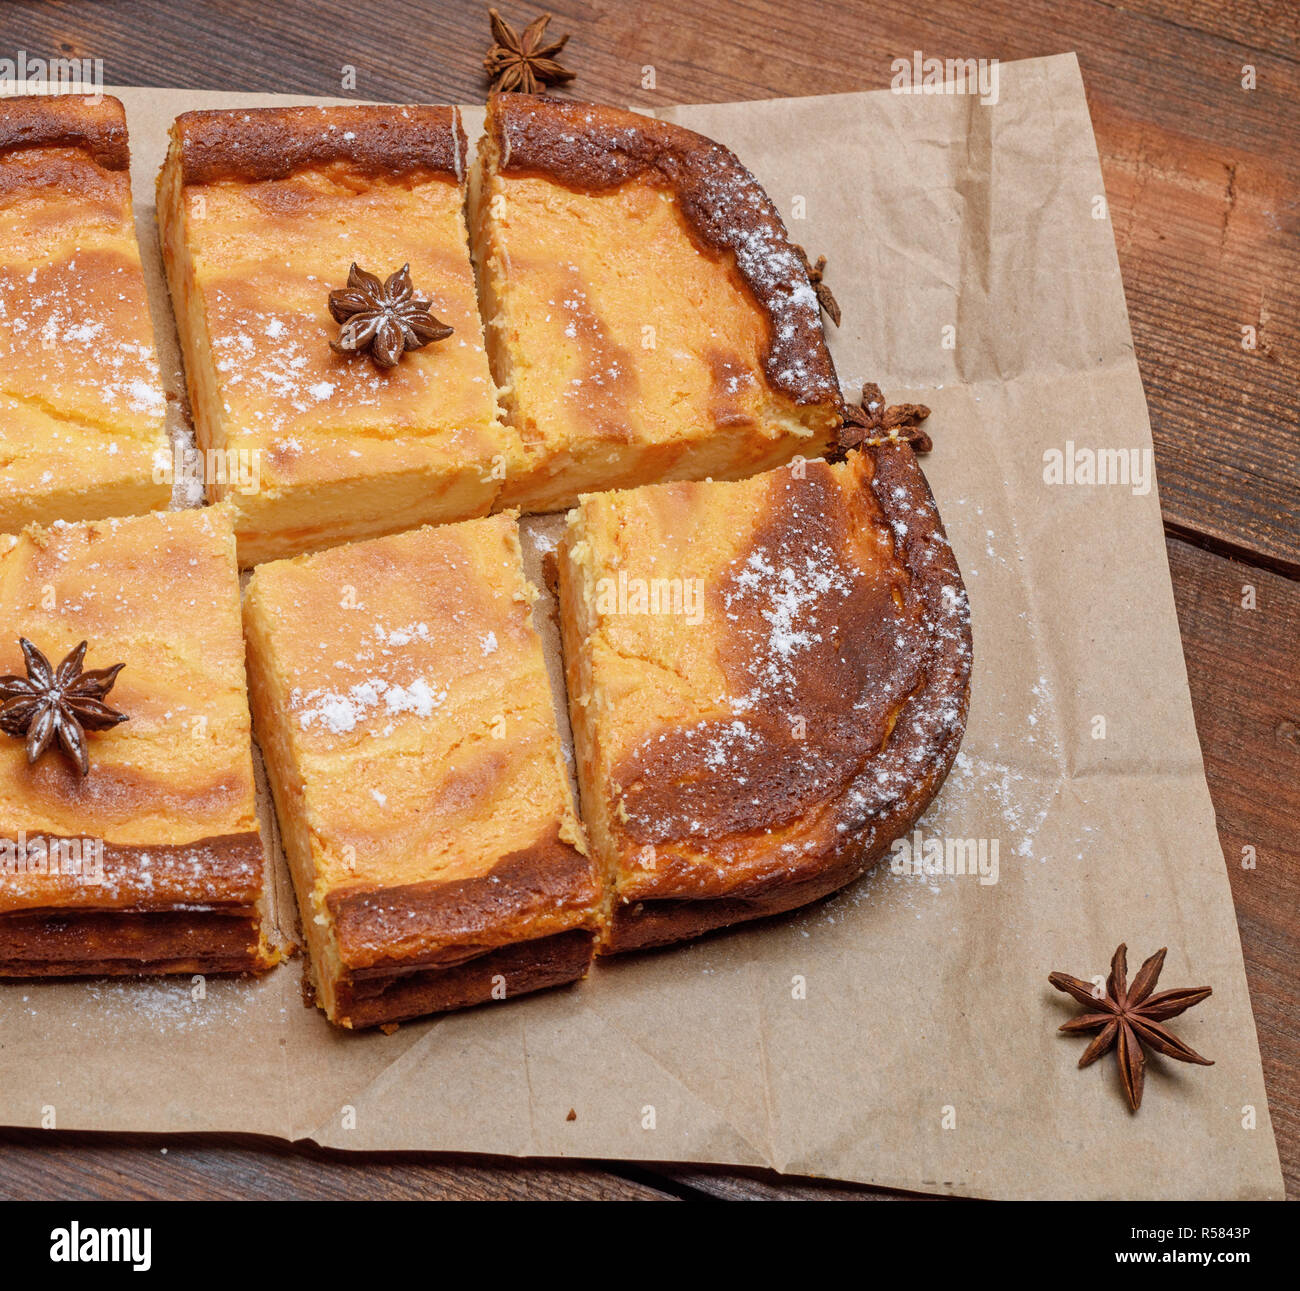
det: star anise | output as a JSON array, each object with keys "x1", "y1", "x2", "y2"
[
  {"x1": 794, "y1": 244, "x2": 841, "y2": 327},
  {"x1": 831, "y1": 382, "x2": 933, "y2": 459},
  {"x1": 483, "y1": 8, "x2": 576, "y2": 95},
  {"x1": 328, "y1": 264, "x2": 453, "y2": 369},
  {"x1": 0, "y1": 639, "x2": 128, "y2": 776},
  {"x1": 1049, "y1": 943, "x2": 1213, "y2": 1112}
]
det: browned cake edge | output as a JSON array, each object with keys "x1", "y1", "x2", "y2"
[
  {"x1": 329, "y1": 929, "x2": 595, "y2": 1029},
  {"x1": 603, "y1": 444, "x2": 973, "y2": 953},
  {"x1": 0, "y1": 907, "x2": 266, "y2": 977},
  {"x1": 170, "y1": 103, "x2": 467, "y2": 185},
  {"x1": 486, "y1": 92, "x2": 842, "y2": 410},
  {"x1": 0, "y1": 830, "x2": 265, "y2": 915},
  {"x1": 321, "y1": 827, "x2": 600, "y2": 1028},
  {"x1": 327, "y1": 825, "x2": 601, "y2": 972},
  {"x1": 0, "y1": 829, "x2": 280, "y2": 977},
  {"x1": 0, "y1": 93, "x2": 129, "y2": 169}
]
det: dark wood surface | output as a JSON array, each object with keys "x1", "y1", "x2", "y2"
[{"x1": 1, "y1": 0, "x2": 1295, "y2": 1201}]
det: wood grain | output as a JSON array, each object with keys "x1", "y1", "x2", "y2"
[
  {"x1": 0, "y1": 0, "x2": 1294, "y2": 1200},
  {"x1": 0, "y1": 1131, "x2": 677, "y2": 1201},
  {"x1": 1168, "y1": 535, "x2": 1300, "y2": 1199}
]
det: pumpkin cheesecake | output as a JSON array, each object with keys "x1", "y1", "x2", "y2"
[
  {"x1": 0, "y1": 95, "x2": 170, "y2": 533},
  {"x1": 0, "y1": 505, "x2": 279, "y2": 977},
  {"x1": 157, "y1": 104, "x2": 518, "y2": 565},
  {"x1": 242, "y1": 514, "x2": 602, "y2": 1028},
  {"x1": 557, "y1": 446, "x2": 972, "y2": 952},
  {"x1": 470, "y1": 93, "x2": 843, "y2": 513}
]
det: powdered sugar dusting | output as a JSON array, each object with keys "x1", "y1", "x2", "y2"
[
  {"x1": 294, "y1": 675, "x2": 448, "y2": 734},
  {"x1": 0, "y1": 254, "x2": 167, "y2": 419},
  {"x1": 615, "y1": 460, "x2": 970, "y2": 848}
]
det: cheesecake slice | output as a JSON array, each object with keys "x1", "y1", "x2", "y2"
[
  {"x1": 0, "y1": 95, "x2": 170, "y2": 532},
  {"x1": 470, "y1": 93, "x2": 843, "y2": 513},
  {"x1": 157, "y1": 104, "x2": 518, "y2": 565},
  {"x1": 0, "y1": 505, "x2": 279, "y2": 976},
  {"x1": 243, "y1": 514, "x2": 602, "y2": 1028},
  {"x1": 558, "y1": 446, "x2": 972, "y2": 952}
]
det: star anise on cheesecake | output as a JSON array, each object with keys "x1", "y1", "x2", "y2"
[
  {"x1": 328, "y1": 263, "x2": 453, "y2": 369},
  {"x1": 483, "y1": 8, "x2": 577, "y2": 95},
  {"x1": 794, "y1": 244, "x2": 841, "y2": 326},
  {"x1": 833, "y1": 382, "x2": 933, "y2": 458},
  {"x1": 0, "y1": 638, "x2": 128, "y2": 775},
  {"x1": 1049, "y1": 943, "x2": 1214, "y2": 1111}
]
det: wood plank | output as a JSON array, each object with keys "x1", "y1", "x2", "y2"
[
  {"x1": 639, "y1": 1165, "x2": 926, "y2": 1200},
  {"x1": 1167, "y1": 536, "x2": 1300, "y2": 1200},
  {"x1": 0, "y1": 1131, "x2": 677, "y2": 1201},
  {"x1": 1096, "y1": 102, "x2": 1300, "y2": 575},
  {"x1": 1111, "y1": 1, "x2": 1300, "y2": 60}
]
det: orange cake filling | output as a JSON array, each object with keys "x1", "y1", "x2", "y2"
[
  {"x1": 158, "y1": 106, "x2": 519, "y2": 565},
  {"x1": 0, "y1": 95, "x2": 169, "y2": 532},
  {"x1": 470, "y1": 95, "x2": 842, "y2": 513}
]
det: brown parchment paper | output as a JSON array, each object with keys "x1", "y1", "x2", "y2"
[{"x1": 0, "y1": 54, "x2": 1283, "y2": 1200}]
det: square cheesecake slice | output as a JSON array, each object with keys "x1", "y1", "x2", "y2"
[
  {"x1": 0, "y1": 95, "x2": 170, "y2": 532},
  {"x1": 243, "y1": 514, "x2": 602, "y2": 1028},
  {"x1": 558, "y1": 447, "x2": 972, "y2": 953},
  {"x1": 0, "y1": 505, "x2": 279, "y2": 976},
  {"x1": 470, "y1": 93, "x2": 843, "y2": 514},
  {"x1": 157, "y1": 105, "x2": 518, "y2": 565}
]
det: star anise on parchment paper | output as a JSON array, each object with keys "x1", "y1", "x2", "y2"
[
  {"x1": 0, "y1": 639, "x2": 128, "y2": 776},
  {"x1": 1049, "y1": 943, "x2": 1213, "y2": 1112},
  {"x1": 794, "y1": 244, "x2": 841, "y2": 327},
  {"x1": 328, "y1": 264, "x2": 453, "y2": 369},
  {"x1": 483, "y1": 8, "x2": 577, "y2": 95},
  {"x1": 831, "y1": 382, "x2": 933, "y2": 459}
]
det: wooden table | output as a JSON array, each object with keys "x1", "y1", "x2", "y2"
[{"x1": 3, "y1": 0, "x2": 1295, "y2": 1201}]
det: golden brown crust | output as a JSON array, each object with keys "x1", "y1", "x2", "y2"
[
  {"x1": 0, "y1": 906, "x2": 268, "y2": 976},
  {"x1": 327, "y1": 826, "x2": 600, "y2": 972},
  {"x1": 171, "y1": 104, "x2": 466, "y2": 185},
  {"x1": 331, "y1": 928, "x2": 594, "y2": 1029},
  {"x1": 0, "y1": 832, "x2": 265, "y2": 915},
  {"x1": 600, "y1": 445, "x2": 972, "y2": 953},
  {"x1": 607, "y1": 850, "x2": 872, "y2": 953},
  {"x1": 0, "y1": 94, "x2": 129, "y2": 169},
  {"x1": 487, "y1": 93, "x2": 840, "y2": 409}
]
